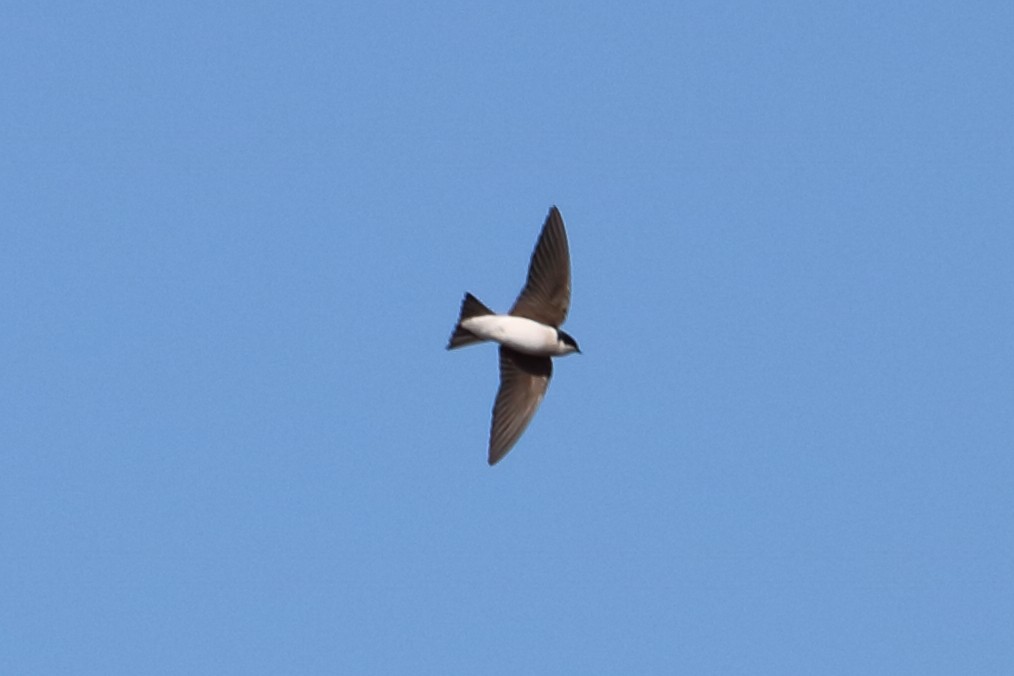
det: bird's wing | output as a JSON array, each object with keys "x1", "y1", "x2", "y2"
[
  {"x1": 488, "y1": 346, "x2": 552, "y2": 465},
  {"x1": 509, "y1": 206, "x2": 571, "y2": 327}
]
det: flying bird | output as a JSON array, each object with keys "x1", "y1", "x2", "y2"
[{"x1": 447, "y1": 206, "x2": 581, "y2": 465}]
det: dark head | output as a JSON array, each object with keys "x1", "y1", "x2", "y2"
[{"x1": 556, "y1": 329, "x2": 581, "y2": 355}]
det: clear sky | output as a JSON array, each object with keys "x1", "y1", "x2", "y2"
[{"x1": 3, "y1": 2, "x2": 1013, "y2": 674}]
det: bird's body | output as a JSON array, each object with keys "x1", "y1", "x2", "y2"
[
  {"x1": 459, "y1": 315, "x2": 570, "y2": 357},
  {"x1": 447, "y1": 206, "x2": 580, "y2": 465}
]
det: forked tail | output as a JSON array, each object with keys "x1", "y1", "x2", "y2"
[{"x1": 447, "y1": 292, "x2": 493, "y2": 349}]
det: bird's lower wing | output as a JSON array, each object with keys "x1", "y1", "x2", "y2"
[{"x1": 489, "y1": 347, "x2": 552, "y2": 465}]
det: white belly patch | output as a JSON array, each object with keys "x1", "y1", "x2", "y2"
[{"x1": 461, "y1": 315, "x2": 558, "y2": 356}]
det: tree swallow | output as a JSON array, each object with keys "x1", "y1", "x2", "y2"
[{"x1": 447, "y1": 206, "x2": 581, "y2": 465}]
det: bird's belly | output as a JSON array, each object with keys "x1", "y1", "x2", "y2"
[{"x1": 461, "y1": 315, "x2": 558, "y2": 356}]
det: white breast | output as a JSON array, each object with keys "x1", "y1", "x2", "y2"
[{"x1": 461, "y1": 315, "x2": 560, "y2": 356}]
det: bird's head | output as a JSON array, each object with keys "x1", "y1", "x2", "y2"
[{"x1": 556, "y1": 329, "x2": 581, "y2": 355}]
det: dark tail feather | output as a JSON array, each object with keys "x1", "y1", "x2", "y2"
[{"x1": 447, "y1": 292, "x2": 493, "y2": 349}]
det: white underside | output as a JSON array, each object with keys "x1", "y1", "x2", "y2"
[{"x1": 461, "y1": 315, "x2": 564, "y2": 356}]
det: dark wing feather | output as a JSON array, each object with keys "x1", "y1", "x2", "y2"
[
  {"x1": 509, "y1": 206, "x2": 571, "y2": 327},
  {"x1": 488, "y1": 347, "x2": 552, "y2": 465}
]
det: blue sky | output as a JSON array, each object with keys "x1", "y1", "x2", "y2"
[{"x1": 3, "y1": 1, "x2": 1013, "y2": 673}]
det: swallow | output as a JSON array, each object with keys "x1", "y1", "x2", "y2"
[{"x1": 447, "y1": 206, "x2": 580, "y2": 465}]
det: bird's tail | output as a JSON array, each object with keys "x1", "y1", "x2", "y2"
[{"x1": 447, "y1": 292, "x2": 493, "y2": 349}]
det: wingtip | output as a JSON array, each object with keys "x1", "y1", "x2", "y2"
[{"x1": 488, "y1": 445, "x2": 510, "y2": 466}]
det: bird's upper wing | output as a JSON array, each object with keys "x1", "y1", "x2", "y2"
[
  {"x1": 488, "y1": 346, "x2": 552, "y2": 465},
  {"x1": 509, "y1": 206, "x2": 571, "y2": 327}
]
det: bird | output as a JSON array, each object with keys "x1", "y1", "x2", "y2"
[{"x1": 447, "y1": 206, "x2": 581, "y2": 465}]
